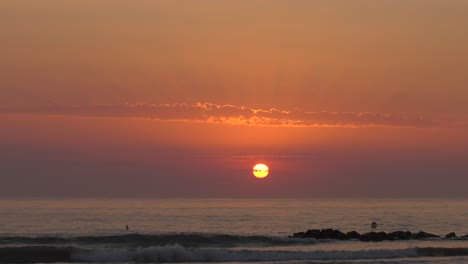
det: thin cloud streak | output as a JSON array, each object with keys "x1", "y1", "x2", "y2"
[{"x1": 1, "y1": 102, "x2": 442, "y2": 128}]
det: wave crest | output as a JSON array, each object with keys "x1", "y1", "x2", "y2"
[
  {"x1": 1, "y1": 245, "x2": 468, "y2": 263},
  {"x1": 0, "y1": 233, "x2": 315, "y2": 247}
]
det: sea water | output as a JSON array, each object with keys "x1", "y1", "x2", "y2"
[{"x1": 0, "y1": 198, "x2": 467, "y2": 264}]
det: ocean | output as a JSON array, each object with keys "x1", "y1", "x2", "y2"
[{"x1": 0, "y1": 198, "x2": 467, "y2": 264}]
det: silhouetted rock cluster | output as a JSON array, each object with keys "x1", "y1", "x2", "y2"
[
  {"x1": 290, "y1": 229, "x2": 467, "y2": 242},
  {"x1": 445, "y1": 232, "x2": 456, "y2": 239}
]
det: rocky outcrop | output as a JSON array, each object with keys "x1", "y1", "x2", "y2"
[
  {"x1": 292, "y1": 229, "x2": 348, "y2": 240},
  {"x1": 320, "y1": 229, "x2": 347, "y2": 240},
  {"x1": 445, "y1": 232, "x2": 457, "y2": 239},
  {"x1": 290, "y1": 229, "x2": 446, "y2": 241},
  {"x1": 359, "y1": 232, "x2": 388, "y2": 242},
  {"x1": 412, "y1": 231, "x2": 439, "y2": 239},
  {"x1": 346, "y1": 231, "x2": 361, "y2": 239},
  {"x1": 388, "y1": 231, "x2": 412, "y2": 240}
]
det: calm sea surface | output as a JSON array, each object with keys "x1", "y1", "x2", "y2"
[{"x1": 0, "y1": 198, "x2": 467, "y2": 264}]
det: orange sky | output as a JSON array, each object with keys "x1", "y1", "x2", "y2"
[{"x1": 1, "y1": 1, "x2": 467, "y2": 197}]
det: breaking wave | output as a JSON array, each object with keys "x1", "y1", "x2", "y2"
[
  {"x1": 0, "y1": 245, "x2": 468, "y2": 263},
  {"x1": 0, "y1": 233, "x2": 316, "y2": 247}
]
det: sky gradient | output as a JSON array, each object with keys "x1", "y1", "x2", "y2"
[{"x1": 1, "y1": 1, "x2": 468, "y2": 197}]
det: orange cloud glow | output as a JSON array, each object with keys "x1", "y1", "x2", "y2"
[{"x1": 1, "y1": 102, "x2": 447, "y2": 128}]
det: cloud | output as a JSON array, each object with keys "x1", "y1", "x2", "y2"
[{"x1": 0, "y1": 102, "x2": 442, "y2": 128}]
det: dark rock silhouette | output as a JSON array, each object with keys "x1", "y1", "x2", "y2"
[
  {"x1": 445, "y1": 232, "x2": 457, "y2": 239},
  {"x1": 291, "y1": 229, "x2": 447, "y2": 241},
  {"x1": 291, "y1": 231, "x2": 306, "y2": 238},
  {"x1": 388, "y1": 231, "x2": 412, "y2": 240},
  {"x1": 305, "y1": 229, "x2": 321, "y2": 238},
  {"x1": 346, "y1": 231, "x2": 361, "y2": 239},
  {"x1": 291, "y1": 229, "x2": 347, "y2": 240},
  {"x1": 412, "y1": 231, "x2": 439, "y2": 239},
  {"x1": 320, "y1": 229, "x2": 347, "y2": 240},
  {"x1": 359, "y1": 232, "x2": 388, "y2": 242}
]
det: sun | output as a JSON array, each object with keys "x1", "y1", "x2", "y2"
[{"x1": 253, "y1": 163, "x2": 269, "y2": 178}]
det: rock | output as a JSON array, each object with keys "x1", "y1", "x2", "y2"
[
  {"x1": 445, "y1": 232, "x2": 457, "y2": 239},
  {"x1": 346, "y1": 231, "x2": 361, "y2": 239},
  {"x1": 305, "y1": 229, "x2": 321, "y2": 239},
  {"x1": 320, "y1": 229, "x2": 347, "y2": 240},
  {"x1": 320, "y1": 228, "x2": 333, "y2": 239},
  {"x1": 290, "y1": 229, "x2": 449, "y2": 241},
  {"x1": 388, "y1": 231, "x2": 412, "y2": 240},
  {"x1": 291, "y1": 232, "x2": 306, "y2": 238},
  {"x1": 412, "y1": 231, "x2": 439, "y2": 239},
  {"x1": 461, "y1": 234, "x2": 468, "y2": 239},
  {"x1": 359, "y1": 232, "x2": 389, "y2": 242},
  {"x1": 334, "y1": 229, "x2": 348, "y2": 240},
  {"x1": 293, "y1": 229, "x2": 348, "y2": 240}
]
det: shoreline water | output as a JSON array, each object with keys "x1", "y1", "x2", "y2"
[
  {"x1": 1, "y1": 240, "x2": 468, "y2": 263},
  {"x1": 1, "y1": 198, "x2": 467, "y2": 263}
]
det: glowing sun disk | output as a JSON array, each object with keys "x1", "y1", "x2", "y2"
[{"x1": 253, "y1": 163, "x2": 269, "y2": 178}]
